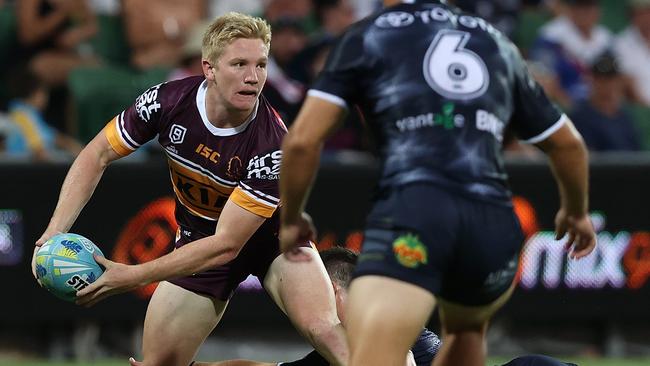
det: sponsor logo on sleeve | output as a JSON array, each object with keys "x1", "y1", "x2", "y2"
[
  {"x1": 247, "y1": 150, "x2": 282, "y2": 180},
  {"x1": 135, "y1": 84, "x2": 163, "y2": 122}
]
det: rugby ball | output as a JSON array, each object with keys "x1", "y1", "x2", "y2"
[{"x1": 34, "y1": 233, "x2": 104, "y2": 302}]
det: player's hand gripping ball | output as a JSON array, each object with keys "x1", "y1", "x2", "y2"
[{"x1": 34, "y1": 233, "x2": 104, "y2": 302}]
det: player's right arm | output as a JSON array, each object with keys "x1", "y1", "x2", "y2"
[
  {"x1": 32, "y1": 81, "x2": 164, "y2": 280},
  {"x1": 31, "y1": 132, "x2": 122, "y2": 280}
]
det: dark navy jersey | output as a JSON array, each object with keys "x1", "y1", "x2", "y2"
[
  {"x1": 311, "y1": 0, "x2": 565, "y2": 204},
  {"x1": 279, "y1": 328, "x2": 440, "y2": 366}
]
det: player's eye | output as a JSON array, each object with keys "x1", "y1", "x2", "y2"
[{"x1": 257, "y1": 63, "x2": 267, "y2": 69}]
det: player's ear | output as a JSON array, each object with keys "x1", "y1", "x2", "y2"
[{"x1": 202, "y1": 59, "x2": 215, "y2": 80}]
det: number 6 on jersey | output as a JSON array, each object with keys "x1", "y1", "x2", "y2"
[{"x1": 423, "y1": 30, "x2": 489, "y2": 100}]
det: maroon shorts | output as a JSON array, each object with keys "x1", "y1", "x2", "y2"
[{"x1": 168, "y1": 218, "x2": 311, "y2": 301}]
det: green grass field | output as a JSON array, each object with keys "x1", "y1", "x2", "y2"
[
  {"x1": 488, "y1": 357, "x2": 650, "y2": 366},
  {"x1": 3, "y1": 358, "x2": 650, "y2": 366}
]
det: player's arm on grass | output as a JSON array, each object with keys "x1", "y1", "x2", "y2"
[
  {"x1": 32, "y1": 133, "x2": 121, "y2": 280},
  {"x1": 76, "y1": 199, "x2": 266, "y2": 306},
  {"x1": 279, "y1": 96, "x2": 346, "y2": 254},
  {"x1": 536, "y1": 120, "x2": 596, "y2": 259}
]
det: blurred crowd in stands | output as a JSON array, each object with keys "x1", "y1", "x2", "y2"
[{"x1": 0, "y1": 0, "x2": 649, "y2": 162}]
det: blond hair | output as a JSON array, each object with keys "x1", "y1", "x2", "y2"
[{"x1": 202, "y1": 12, "x2": 272, "y2": 64}]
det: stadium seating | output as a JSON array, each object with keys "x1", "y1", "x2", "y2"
[
  {"x1": 90, "y1": 15, "x2": 132, "y2": 66},
  {"x1": 630, "y1": 104, "x2": 650, "y2": 150},
  {"x1": 0, "y1": 4, "x2": 16, "y2": 109},
  {"x1": 68, "y1": 66, "x2": 170, "y2": 143}
]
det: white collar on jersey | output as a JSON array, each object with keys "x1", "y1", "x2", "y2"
[{"x1": 195, "y1": 79, "x2": 259, "y2": 136}]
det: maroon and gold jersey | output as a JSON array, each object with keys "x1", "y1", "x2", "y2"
[{"x1": 104, "y1": 76, "x2": 287, "y2": 235}]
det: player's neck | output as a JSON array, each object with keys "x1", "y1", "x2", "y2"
[{"x1": 204, "y1": 84, "x2": 256, "y2": 128}]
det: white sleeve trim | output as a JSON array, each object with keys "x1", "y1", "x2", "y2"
[
  {"x1": 523, "y1": 114, "x2": 568, "y2": 144},
  {"x1": 307, "y1": 89, "x2": 349, "y2": 109}
]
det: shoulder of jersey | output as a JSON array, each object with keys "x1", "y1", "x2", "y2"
[
  {"x1": 159, "y1": 75, "x2": 204, "y2": 96},
  {"x1": 258, "y1": 96, "x2": 289, "y2": 133}
]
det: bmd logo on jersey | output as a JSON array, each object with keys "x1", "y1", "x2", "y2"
[
  {"x1": 170, "y1": 124, "x2": 187, "y2": 144},
  {"x1": 135, "y1": 83, "x2": 162, "y2": 122},
  {"x1": 393, "y1": 234, "x2": 428, "y2": 268}
]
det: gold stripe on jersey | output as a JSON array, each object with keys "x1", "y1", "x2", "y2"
[
  {"x1": 168, "y1": 159, "x2": 235, "y2": 220},
  {"x1": 230, "y1": 187, "x2": 276, "y2": 218},
  {"x1": 104, "y1": 118, "x2": 134, "y2": 156}
]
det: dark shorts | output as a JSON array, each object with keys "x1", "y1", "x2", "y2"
[
  {"x1": 354, "y1": 183, "x2": 524, "y2": 306},
  {"x1": 169, "y1": 219, "x2": 281, "y2": 301}
]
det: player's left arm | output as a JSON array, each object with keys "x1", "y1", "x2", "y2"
[
  {"x1": 75, "y1": 199, "x2": 266, "y2": 307},
  {"x1": 508, "y1": 42, "x2": 595, "y2": 260},
  {"x1": 279, "y1": 96, "x2": 347, "y2": 253}
]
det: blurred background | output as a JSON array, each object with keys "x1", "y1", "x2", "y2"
[{"x1": 0, "y1": 0, "x2": 649, "y2": 365}]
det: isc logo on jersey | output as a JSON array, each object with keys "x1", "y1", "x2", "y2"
[{"x1": 247, "y1": 150, "x2": 281, "y2": 180}]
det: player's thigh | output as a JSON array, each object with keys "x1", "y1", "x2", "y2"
[
  {"x1": 438, "y1": 281, "x2": 515, "y2": 332},
  {"x1": 263, "y1": 247, "x2": 339, "y2": 325},
  {"x1": 438, "y1": 196, "x2": 524, "y2": 307},
  {"x1": 142, "y1": 281, "x2": 228, "y2": 365},
  {"x1": 347, "y1": 276, "x2": 436, "y2": 355}
]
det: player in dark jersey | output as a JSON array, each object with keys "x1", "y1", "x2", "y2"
[
  {"x1": 279, "y1": 1, "x2": 596, "y2": 366},
  {"x1": 31, "y1": 13, "x2": 348, "y2": 366},
  {"x1": 129, "y1": 247, "x2": 440, "y2": 366}
]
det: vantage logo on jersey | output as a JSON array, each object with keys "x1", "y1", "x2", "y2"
[
  {"x1": 395, "y1": 102, "x2": 464, "y2": 132},
  {"x1": 393, "y1": 234, "x2": 428, "y2": 268},
  {"x1": 247, "y1": 150, "x2": 281, "y2": 180}
]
